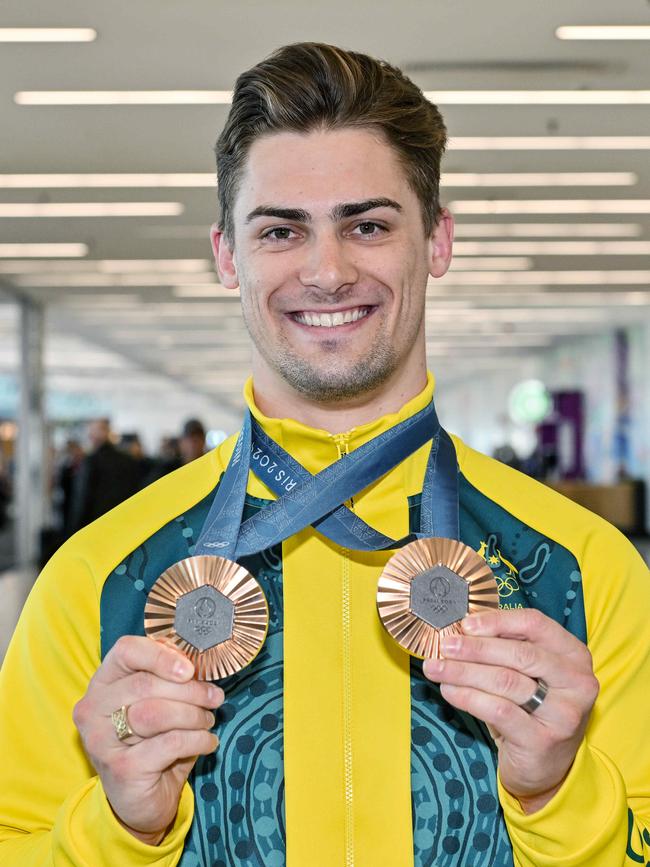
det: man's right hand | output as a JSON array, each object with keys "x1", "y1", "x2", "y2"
[{"x1": 73, "y1": 635, "x2": 223, "y2": 845}]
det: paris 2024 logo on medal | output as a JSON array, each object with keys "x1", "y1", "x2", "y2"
[{"x1": 377, "y1": 538, "x2": 499, "y2": 659}]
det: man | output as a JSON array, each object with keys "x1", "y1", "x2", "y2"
[
  {"x1": 146, "y1": 420, "x2": 206, "y2": 486},
  {"x1": 67, "y1": 418, "x2": 141, "y2": 534},
  {"x1": 179, "y1": 418, "x2": 207, "y2": 465},
  {"x1": 0, "y1": 42, "x2": 648, "y2": 867}
]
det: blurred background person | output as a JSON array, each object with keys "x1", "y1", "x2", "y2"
[
  {"x1": 119, "y1": 432, "x2": 155, "y2": 491},
  {"x1": 67, "y1": 418, "x2": 140, "y2": 534},
  {"x1": 55, "y1": 438, "x2": 84, "y2": 536},
  {"x1": 144, "y1": 420, "x2": 206, "y2": 484},
  {"x1": 179, "y1": 418, "x2": 206, "y2": 465}
]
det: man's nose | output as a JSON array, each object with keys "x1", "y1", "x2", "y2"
[{"x1": 298, "y1": 232, "x2": 359, "y2": 294}]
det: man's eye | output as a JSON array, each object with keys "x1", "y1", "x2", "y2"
[
  {"x1": 262, "y1": 227, "x2": 294, "y2": 242},
  {"x1": 354, "y1": 221, "x2": 384, "y2": 237}
]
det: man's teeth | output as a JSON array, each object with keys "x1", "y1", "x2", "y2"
[{"x1": 294, "y1": 307, "x2": 370, "y2": 327}]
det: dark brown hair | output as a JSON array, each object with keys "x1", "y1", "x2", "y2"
[{"x1": 215, "y1": 42, "x2": 447, "y2": 242}]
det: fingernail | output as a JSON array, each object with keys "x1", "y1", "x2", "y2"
[
  {"x1": 423, "y1": 658, "x2": 443, "y2": 679},
  {"x1": 173, "y1": 658, "x2": 193, "y2": 679},
  {"x1": 441, "y1": 635, "x2": 460, "y2": 654},
  {"x1": 440, "y1": 683, "x2": 457, "y2": 699},
  {"x1": 213, "y1": 734, "x2": 220, "y2": 750},
  {"x1": 208, "y1": 685, "x2": 223, "y2": 705},
  {"x1": 462, "y1": 616, "x2": 481, "y2": 633}
]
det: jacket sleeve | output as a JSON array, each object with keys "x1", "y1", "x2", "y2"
[
  {"x1": 499, "y1": 522, "x2": 650, "y2": 866},
  {"x1": 0, "y1": 543, "x2": 193, "y2": 866}
]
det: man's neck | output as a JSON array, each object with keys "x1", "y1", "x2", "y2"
[{"x1": 251, "y1": 361, "x2": 429, "y2": 435}]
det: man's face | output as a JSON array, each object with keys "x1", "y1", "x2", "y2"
[
  {"x1": 213, "y1": 127, "x2": 453, "y2": 402},
  {"x1": 87, "y1": 419, "x2": 110, "y2": 449}
]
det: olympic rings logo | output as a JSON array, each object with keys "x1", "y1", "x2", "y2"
[{"x1": 495, "y1": 573, "x2": 520, "y2": 598}]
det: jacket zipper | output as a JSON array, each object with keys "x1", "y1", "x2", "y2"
[{"x1": 332, "y1": 432, "x2": 355, "y2": 867}]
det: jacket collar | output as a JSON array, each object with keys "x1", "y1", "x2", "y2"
[{"x1": 243, "y1": 373, "x2": 435, "y2": 474}]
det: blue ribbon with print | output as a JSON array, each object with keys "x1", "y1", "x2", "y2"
[{"x1": 194, "y1": 399, "x2": 459, "y2": 561}]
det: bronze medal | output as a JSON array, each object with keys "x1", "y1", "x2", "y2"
[
  {"x1": 144, "y1": 555, "x2": 268, "y2": 680},
  {"x1": 377, "y1": 537, "x2": 498, "y2": 660}
]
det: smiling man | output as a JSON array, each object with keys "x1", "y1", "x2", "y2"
[
  {"x1": 1, "y1": 42, "x2": 649, "y2": 867},
  {"x1": 219, "y1": 125, "x2": 447, "y2": 425}
]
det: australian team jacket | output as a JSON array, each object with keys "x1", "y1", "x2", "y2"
[{"x1": 1, "y1": 375, "x2": 649, "y2": 866}]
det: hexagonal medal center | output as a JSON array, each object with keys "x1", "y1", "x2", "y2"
[
  {"x1": 410, "y1": 564, "x2": 469, "y2": 630},
  {"x1": 174, "y1": 585, "x2": 235, "y2": 652}
]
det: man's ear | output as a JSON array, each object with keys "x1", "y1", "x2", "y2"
[
  {"x1": 210, "y1": 223, "x2": 239, "y2": 290},
  {"x1": 428, "y1": 207, "x2": 454, "y2": 279}
]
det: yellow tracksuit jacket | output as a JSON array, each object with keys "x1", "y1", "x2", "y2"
[{"x1": 0, "y1": 375, "x2": 649, "y2": 866}]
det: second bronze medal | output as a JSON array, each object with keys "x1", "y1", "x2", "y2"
[{"x1": 377, "y1": 537, "x2": 499, "y2": 659}]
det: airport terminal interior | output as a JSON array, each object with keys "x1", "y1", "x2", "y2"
[{"x1": 1, "y1": 0, "x2": 649, "y2": 663}]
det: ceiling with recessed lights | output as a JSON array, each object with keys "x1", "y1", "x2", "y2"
[{"x1": 0, "y1": 0, "x2": 648, "y2": 418}]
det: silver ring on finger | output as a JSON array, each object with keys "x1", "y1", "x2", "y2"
[
  {"x1": 111, "y1": 704, "x2": 136, "y2": 742},
  {"x1": 519, "y1": 678, "x2": 549, "y2": 715}
]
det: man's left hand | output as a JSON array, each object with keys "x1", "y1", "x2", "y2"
[{"x1": 423, "y1": 608, "x2": 599, "y2": 814}]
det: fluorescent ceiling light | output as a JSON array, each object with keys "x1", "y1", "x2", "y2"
[
  {"x1": 110, "y1": 329, "x2": 245, "y2": 342},
  {"x1": 431, "y1": 359, "x2": 521, "y2": 368},
  {"x1": 443, "y1": 172, "x2": 636, "y2": 187},
  {"x1": 453, "y1": 223, "x2": 641, "y2": 238},
  {"x1": 449, "y1": 200, "x2": 650, "y2": 215},
  {"x1": 169, "y1": 364, "x2": 245, "y2": 374},
  {"x1": 522, "y1": 291, "x2": 650, "y2": 306},
  {"x1": 0, "y1": 259, "x2": 211, "y2": 274},
  {"x1": 148, "y1": 340, "x2": 250, "y2": 353},
  {"x1": 174, "y1": 285, "x2": 238, "y2": 297},
  {"x1": 430, "y1": 326, "x2": 574, "y2": 337},
  {"x1": 138, "y1": 225, "x2": 207, "y2": 239},
  {"x1": 0, "y1": 243, "x2": 88, "y2": 257},
  {"x1": 449, "y1": 137, "x2": 650, "y2": 150},
  {"x1": 0, "y1": 172, "x2": 634, "y2": 189},
  {"x1": 0, "y1": 28, "x2": 96, "y2": 42},
  {"x1": 96, "y1": 258, "x2": 210, "y2": 272},
  {"x1": 45, "y1": 359, "x2": 129, "y2": 370},
  {"x1": 425, "y1": 91, "x2": 650, "y2": 105},
  {"x1": 428, "y1": 291, "x2": 650, "y2": 307},
  {"x1": 49, "y1": 375, "x2": 173, "y2": 389},
  {"x1": 14, "y1": 272, "x2": 215, "y2": 287},
  {"x1": 95, "y1": 302, "x2": 234, "y2": 315},
  {"x1": 431, "y1": 270, "x2": 650, "y2": 285},
  {"x1": 425, "y1": 335, "x2": 553, "y2": 347},
  {"x1": 0, "y1": 173, "x2": 215, "y2": 188},
  {"x1": 425, "y1": 345, "x2": 551, "y2": 356},
  {"x1": 162, "y1": 348, "x2": 250, "y2": 359},
  {"x1": 80, "y1": 322, "x2": 261, "y2": 335},
  {"x1": 556, "y1": 25, "x2": 650, "y2": 40},
  {"x1": 16, "y1": 90, "x2": 650, "y2": 106},
  {"x1": 449, "y1": 257, "x2": 532, "y2": 270},
  {"x1": 426, "y1": 307, "x2": 612, "y2": 322},
  {"x1": 453, "y1": 241, "x2": 650, "y2": 255},
  {"x1": 61, "y1": 295, "x2": 143, "y2": 307},
  {"x1": 14, "y1": 91, "x2": 232, "y2": 106},
  {"x1": 0, "y1": 202, "x2": 184, "y2": 217}
]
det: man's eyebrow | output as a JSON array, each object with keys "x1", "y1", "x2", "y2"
[
  {"x1": 331, "y1": 198, "x2": 402, "y2": 221},
  {"x1": 245, "y1": 206, "x2": 311, "y2": 224},
  {"x1": 244, "y1": 198, "x2": 402, "y2": 225}
]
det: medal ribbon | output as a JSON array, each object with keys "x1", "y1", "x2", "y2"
[{"x1": 194, "y1": 400, "x2": 459, "y2": 561}]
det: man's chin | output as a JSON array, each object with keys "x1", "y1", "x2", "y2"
[{"x1": 274, "y1": 354, "x2": 398, "y2": 403}]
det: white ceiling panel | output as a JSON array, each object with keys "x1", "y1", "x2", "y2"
[{"x1": 0, "y1": 0, "x2": 648, "y2": 411}]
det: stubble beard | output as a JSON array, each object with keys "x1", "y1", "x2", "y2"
[
  {"x1": 244, "y1": 311, "x2": 401, "y2": 403},
  {"x1": 272, "y1": 337, "x2": 400, "y2": 402}
]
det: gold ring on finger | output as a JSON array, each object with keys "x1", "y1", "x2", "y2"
[{"x1": 111, "y1": 704, "x2": 135, "y2": 742}]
